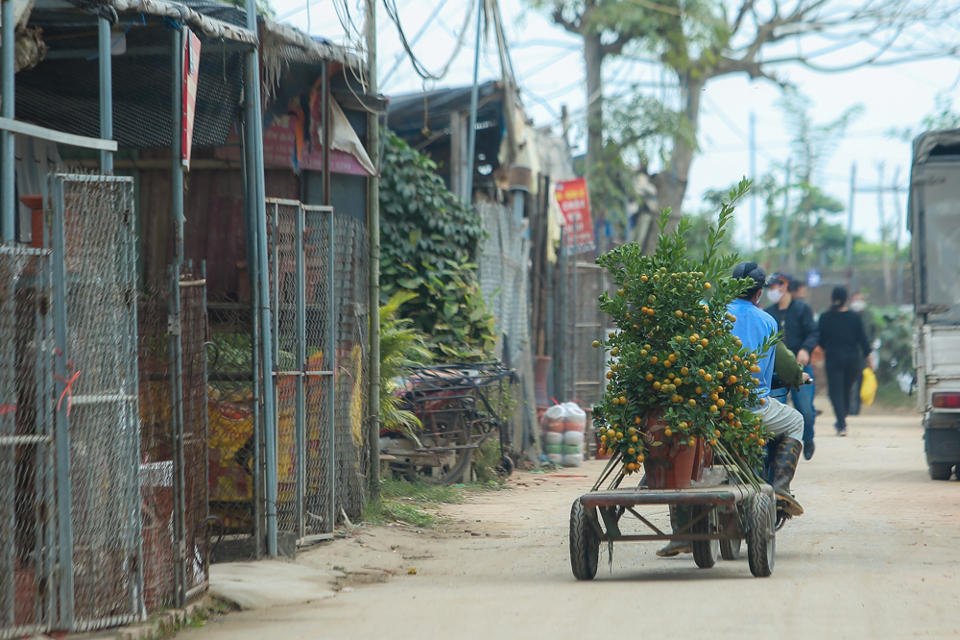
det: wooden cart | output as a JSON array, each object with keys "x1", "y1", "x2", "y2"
[{"x1": 569, "y1": 481, "x2": 777, "y2": 579}]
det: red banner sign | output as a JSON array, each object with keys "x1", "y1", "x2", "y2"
[{"x1": 555, "y1": 177, "x2": 595, "y2": 254}]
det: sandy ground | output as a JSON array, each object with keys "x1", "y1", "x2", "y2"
[{"x1": 184, "y1": 407, "x2": 960, "y2": 640}]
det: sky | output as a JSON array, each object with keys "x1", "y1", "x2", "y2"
[{"x1": 267, "y1": 0, "x2": 960, "y2": 251}]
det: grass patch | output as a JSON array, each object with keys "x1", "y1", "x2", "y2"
[
  {"x1": 364, "y1": 478, "x2": 466, "y2": 527},
  {"x1": 875, "y1": 381, "x2": 915, "y2": 409}
]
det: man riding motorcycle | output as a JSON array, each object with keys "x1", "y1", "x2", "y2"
[{"x1": 658, "y1": 262, "x2": 806, "y2": 557}]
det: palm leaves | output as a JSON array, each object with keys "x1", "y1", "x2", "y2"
[{"x1": 380, "y1": 291, "x2": 432, "y2": 438}]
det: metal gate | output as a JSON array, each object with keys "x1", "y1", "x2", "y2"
[
  {"x1": 51, "y1": 174, "x2": 141, "y2": 631},
  {"x1": 266, "y1": 199, "x2": 336, "y2": 545},
  {"x1": 0, "y1": 246, "x2": 55, "y2": 639},
  {"x1": 556, "y1": 257, "x2": 609, "y2": 407}
]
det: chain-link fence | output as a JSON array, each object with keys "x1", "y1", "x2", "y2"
[
  {"x1": 554, "y1": 243, "x2": 609, "y2": 406},
  {"x1": 138, "y1": 264, "x2": 209, "y2": 611},
  {"x1": 0, "y1": 247, "x2": 55, "y2": 640},
  {"x1": 207, "y1": 291, "x2": 259, "y2": 556},
  {"x1": 476, "y1": 200, "x2": 537, "y2": 459},
  {"x1": 51, "y1": 174, "x2": 141, "y2": 632},
  {"x1": 331, "y1": 210, "x2": 367, "y2": 521},
  {"x1": 266, "y1": 200, "x2": 336, "y2": 543}
]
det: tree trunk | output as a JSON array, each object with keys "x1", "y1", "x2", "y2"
[
  {"x1": 645, "y1": 74, "x2": 703, "y2": 254},
  {"x1": 583, "y1": 31, "x2": 604, "y2": 177}
]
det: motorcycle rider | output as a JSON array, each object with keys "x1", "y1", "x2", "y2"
[
  {"x1": 657, "y1": 262, "x2": 806, "y2": 557},
  {"x1": 729, "y1": 262, "x2": 806, "y2": 517}
]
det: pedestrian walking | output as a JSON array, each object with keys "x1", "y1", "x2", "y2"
[
  {"x1": 818, "y1": 286, "x2": 872, "y2": 436},
  {"x1": 764, "y1": 273, "x2": 820, "y2": 460}
]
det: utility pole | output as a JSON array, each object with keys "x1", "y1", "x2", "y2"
[
  {"x1": 779, "y1": 159, "x2": 791, "y2": 268},
  {"x1": 877, "y1": 162, "x2": 892, "y2": 304},
  {"x1": 892, "y1": 166, "x2": 905, "y2": 305},
  {"x1": 365, "y1": 0, "x2": 381, "y2": 499},
  {"x1": 464, "y1": 0, "x2": 483, "y2": 201},
  {"x1": 749, "y1": 111, "x2": 756, "y2": 253},
  {"x1": 845, "y1": 162, "x2": 856, "y2": 284}
]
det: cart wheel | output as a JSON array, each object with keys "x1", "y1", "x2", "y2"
[
  {"x1": 691, "y1": 505, "x2": 718, "y2": 569},
  {"x1": 569, "y1": 499, "x2": 599, "y2": 580},
  {"x1": 720, "y1": 537, "x2": 742, "y2": 560},
  {"x1": 929, "y1": 463, "x2": 954, "y2": 481},
  {"x1": 497, "y1": 455, "x2": 515, "y2": 478},
  {"x1": 747, "y1": 493, "x2": 776, "y2": 577}
]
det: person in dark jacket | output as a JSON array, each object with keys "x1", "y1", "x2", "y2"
[
  {"x1": 818, "y1": 286, "x2": 872, "y2": 436},
  {"x1": 764, "y1": 273, "x2": 820, "y2": 460}
]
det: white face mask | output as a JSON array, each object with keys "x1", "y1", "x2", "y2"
[
  {"x1": 766, "y1": 288, "x2": 784, "y2": 304},
  {"x1": 850, "y1": 300, "x2": 866, "y2": 312}
]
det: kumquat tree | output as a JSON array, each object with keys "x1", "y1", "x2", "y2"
[{"x1": 592, "y1": 179, "x2": 778, "y2": 484}]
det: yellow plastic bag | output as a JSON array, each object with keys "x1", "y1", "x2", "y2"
[{"x1": 860, "y1": 367, "x2": 877, "y2": 407}]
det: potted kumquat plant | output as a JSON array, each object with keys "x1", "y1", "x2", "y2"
[{"x1": 592, "y1": 182, "x2": 775, "y2": 488}]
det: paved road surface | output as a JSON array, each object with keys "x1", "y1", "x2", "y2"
[{"x1": 184, "y1": 410, "x2": 960, "y2": 640}]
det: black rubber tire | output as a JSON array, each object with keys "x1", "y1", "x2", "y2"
[
  {"x1": 929, "y1": 463, "x2": 953, "y2": 481},
  {"x1": 720, "y1": 537, "x2": 742, "y2": 561},
  {"x1": 569, "y1": 499, "x2": 600, "y2": 580},
  {"x1": 691, "y1": 505, "x2": 718, "y2": 569},
  {"x1": 497, "y1": 455, "x2": 515, "y2": 478},
  {"x1": 747, "y1": 493, "x2": 776, "y2": 577}
]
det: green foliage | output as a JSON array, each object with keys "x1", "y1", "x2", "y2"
[
  {"x1": 379, "y1": 130, "x2": 497, "y2": 361},
  {"x1": 593, "y1": 179, "x2": 775, "y2": 477},
  {"x1": 751, "y1": 91, "x2": 862, "y2": 268},
  {"x1": 363, "y1": 478, "x2": 465, "y2": 527},
  {"x1": 472, "y1": 438, "x2": 505, "y2": 484},
  {"x1": 871, "y1": 305, "x2": 914, "y2": 386},
  {"x1": 379, "y1": 291, "x2": 432, "y2": 436}
]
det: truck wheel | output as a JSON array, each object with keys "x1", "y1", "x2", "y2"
[
  {"x1": 929, "y1": 463, "x2": 954, "y2": 481},
  {"x1": 570, "y1": 499, "x2": 599, "y2": 580},
  {"x1": 747, "y1": 494, "x2": 776, "y2": 577},
  {"x1": 691, "y1": 505, "x2": 717, "y2": 569}
]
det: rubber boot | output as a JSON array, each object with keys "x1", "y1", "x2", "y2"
[
  {"x1": 770, "y1": 437, "x2": 805, "y2": 517},
  {"x1": 656, "y1": 505, "x2": 692, "y2": 557}
]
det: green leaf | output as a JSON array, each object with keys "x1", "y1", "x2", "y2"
[{"x1": 408, "y1": 228, "x2": 422, "y2": 248}]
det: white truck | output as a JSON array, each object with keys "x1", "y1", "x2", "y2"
[{"x1": 909, "y1": 130, "x2": 960, "y2": 480}]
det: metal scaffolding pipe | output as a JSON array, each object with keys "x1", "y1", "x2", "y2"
[
  {"x1": 243, "y1": 0, "x2": 278, "y2": 557},
  {"x1": 1, "y1": 0, "x2": 15, "y2": 242},
  {"x1": 98, "y1": 18, "x2": 114, "y2": 173},
  {"x1": 364, "y1": 0, "x2": 381, "y2": 498},
  {"x1": 169, "y1": 27, "x2": 188, "y2": 606}
]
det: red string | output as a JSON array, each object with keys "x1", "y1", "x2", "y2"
[{"x1": 55, "y1": 370, "x2": 81, "y2": 416}]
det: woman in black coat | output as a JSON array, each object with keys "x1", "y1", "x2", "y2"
[{"x1": 818, "y1": 286, "x2": 872, "y2": 436}]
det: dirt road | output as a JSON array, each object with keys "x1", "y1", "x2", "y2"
[{"x1": 186, "y1": 409, "x2": 960, "y2": 639}]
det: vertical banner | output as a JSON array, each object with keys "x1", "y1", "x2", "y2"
[
  {"x1": 555, "y1": 177, "x2": 596, "y2": 255},
  {"x1": 182, "y1": 28, "x2": 201, "y2": 170}
]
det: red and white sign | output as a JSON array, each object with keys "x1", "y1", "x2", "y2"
[
  {"x1": 555, "y1": 177, "x2": 595, "y2": 254},
  {"x1": 182, "y1": 28, "x2": 201, "y2": 170}
]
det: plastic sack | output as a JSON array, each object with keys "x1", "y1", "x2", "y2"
[
  {"x1": 563, "y1": 402, "x2": 587, "y2": 432},
  {"x1": 860, "y1": 367, "x2": 877, "y2": 407},
  {"x1": 542, "y1": 404, "x2": 567, "y2": 433},
  {"x1": 542, "y1": 431, "x2": 564, "y2": 446},
  {"x1": 562, "y1": 454, "x2": 584, "y2": 468}
]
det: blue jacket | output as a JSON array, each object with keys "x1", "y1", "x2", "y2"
[{"x1": 728, "y1": 299, "x2": 778, "y2": 401}]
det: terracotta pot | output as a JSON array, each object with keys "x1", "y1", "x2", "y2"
[
  {"x1": 690, "y1": 439, "x2": 713, "y2": 482},
  {"x1": 641, "y1": 409, "x2": 699, "y2": 489}
]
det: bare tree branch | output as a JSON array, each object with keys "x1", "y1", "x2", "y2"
[
  {"x1": 550, "y1": 4, "x2": 581, "y2": 35},
  {"x1": 602, "y1": 31, "x2": 636, "y2": 56}
]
